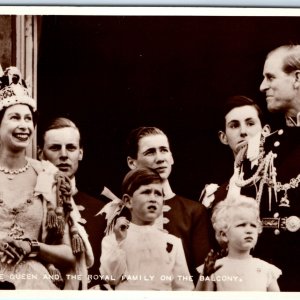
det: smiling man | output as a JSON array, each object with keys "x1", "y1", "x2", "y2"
[
  {"x1": 260, "y1": 45, "x2": 300, "y2": 125},
  {"x1": 257, "y1": 44, "x2": 300, "y2": 291}
]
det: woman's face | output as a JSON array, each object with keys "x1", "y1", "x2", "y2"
[{"x1": 0, "y1": 104, "x2": 34, "y2": 151}]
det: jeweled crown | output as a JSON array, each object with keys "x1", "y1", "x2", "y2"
[{"x1": 0, "y1": 66, "x2": 36, "y2": 112}]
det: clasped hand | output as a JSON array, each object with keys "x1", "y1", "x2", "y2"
[{"x1": 0, "y1": 237, "x2": 31, "y2": 266}]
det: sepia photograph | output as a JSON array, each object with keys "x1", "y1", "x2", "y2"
[{"x1": 0, "y1": 5, "x2": 300, "y2": 299}]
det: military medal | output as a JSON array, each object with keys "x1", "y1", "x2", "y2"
[{"x1": 279, "y1": 193, "x2": 290, "y2": 207}]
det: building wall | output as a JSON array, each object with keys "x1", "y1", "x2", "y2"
[{"x1": 0, "y1": 16, "x2": 13, "y2": 69}]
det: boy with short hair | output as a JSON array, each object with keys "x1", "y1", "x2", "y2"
[
  {"x1": 100, "y1": 167, "x2": 194, "y2": 290},
  {"x1": 200, "y1": 95, "x2": 271, "y2": 209}
]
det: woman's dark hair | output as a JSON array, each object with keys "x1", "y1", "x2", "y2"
[
  {"x1": 126, "y1": 126, "x2": 168, "y2": 159},
  {"x1": 121, "y1": 167, "x2": 163, "y2": 196},
  {"x1": 220, "y1": 95, "x2": 265, "y2": 131}
]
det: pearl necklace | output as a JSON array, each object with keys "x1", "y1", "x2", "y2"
[{"x1": 0, "y1": 160, "x2": 30, "y2": 180}]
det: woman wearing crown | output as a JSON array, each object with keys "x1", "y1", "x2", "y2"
[{"x1": 0, "y1": 67, "x2": 93, "y2": 289}]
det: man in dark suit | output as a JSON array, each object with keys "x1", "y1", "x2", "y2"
[
  {"x1": 125, "y1": 126, "x2": 211, "y2": 284},
  {"x1": 38, "y1": 117, "x2": 108, "y2": 289}
]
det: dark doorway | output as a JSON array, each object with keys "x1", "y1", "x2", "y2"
[{"x1": 37, "y1": 15, "x2": 300, "y2": 200}]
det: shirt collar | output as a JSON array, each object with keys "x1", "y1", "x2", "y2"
[
  {"x1": 129, "y1": 222, "x2": 156, "y2": 232},
  {"x1": 70, "y1": 177, "x2": 78, "y2": 195},
  {"x1": 286, "y1": 112, "x2": 300, "y2": 127}
]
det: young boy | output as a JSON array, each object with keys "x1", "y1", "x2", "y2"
[
  {"x1": 100, "y1": 167, "x2": 194, "y2": 290},
  {"x1": 125, "y1": 126, "x2": 210, "y2": 284},
  {"x1": 200, "y1": 95, "x2": 270, "y2": 209}
]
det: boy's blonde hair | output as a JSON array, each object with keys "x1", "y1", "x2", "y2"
[{"x1": 212, "y1": 196, "x2": 262, "y2": 247}]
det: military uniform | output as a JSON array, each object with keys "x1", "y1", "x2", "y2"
[
  {"x1": 205, "y1": 126, "x2": 300, "y2": 291},
  {"x1": 253, "y1": 126, "x2": 300, "y2": 291}
]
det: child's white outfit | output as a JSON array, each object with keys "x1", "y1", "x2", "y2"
[
  {"x1": 100, "y1": 222, "x2": 194, "y2": 290},
  {"x1": 196, "y1": 256, "x2": 281, "y2": 291}
]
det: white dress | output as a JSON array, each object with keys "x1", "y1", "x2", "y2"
[
  {"x1": 197, "y1": 256, "x2": 282, "y2": 291},
  {"x1": 0, "y1": 159, "x2": 94, "y2": 290},
  {"x1": 100, "y1": 223, "x2": 194, "y2": 290},
  {"x1": 0, "y1": 187, "x2": 58, "y2": 289}
]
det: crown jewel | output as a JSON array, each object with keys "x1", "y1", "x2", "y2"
[{"x1": 0, "y1": 66, "x2": 36, "y2": 112}]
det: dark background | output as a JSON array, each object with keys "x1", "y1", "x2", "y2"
[{"x1": 37, "y1": 15, "x2": 300, "y2": 200}]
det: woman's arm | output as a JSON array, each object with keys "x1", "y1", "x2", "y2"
[
  {"x1": 38, "y1": 243, "x2": 75, "y2": 268},
  {"x1": 0, "y1": 238, "x2": 75, "y2": 268}
]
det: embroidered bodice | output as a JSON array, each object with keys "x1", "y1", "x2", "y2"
[
  {"x1": 0, "y1": 190, "x2": 43, "y2": 240},
  {"x1": 0, "y1": 166, "x2": 43, "y2": 240},
  {"x1": 0, "y1": 165, "x2": 56, "y2": 289}
]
